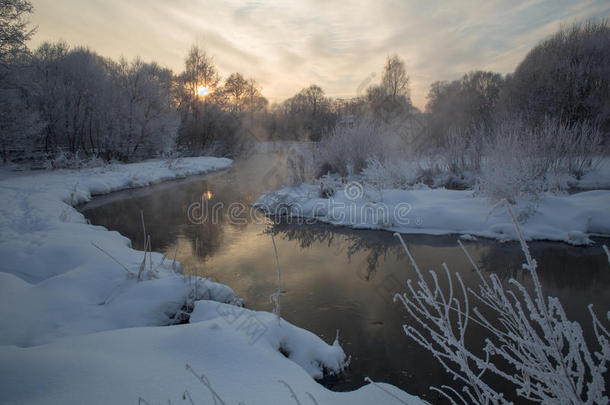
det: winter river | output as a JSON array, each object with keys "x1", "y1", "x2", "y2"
[{"x1": 79, "y1": 150, "x2": 610, "y2": 403}]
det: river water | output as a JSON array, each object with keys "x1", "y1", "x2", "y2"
[{"x1": 79, "y1": 151, "x2": 610, "y2": 403}]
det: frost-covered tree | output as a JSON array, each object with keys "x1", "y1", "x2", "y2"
[
  {"x1": 28, "y1": 43, "x2": 179, "y2": 162},
  {"x1": 223, "y1": 72, "x2": 248, "y2": 114},
  {"x1": 425, "y1": 71, "x2": 503, "y2": 147},
  {"x1": 244, "y1": 78, "x2": 267, "y2": 114},
  {"x1": 363, "y1": 55, "x2": 414, "y2": 124},
  {"x1": 0, "y1": 0, "x2": 40, "y2": 162},
  {"x1": 0, "y1": 0, "x2": 36, "y2": 67},
  {"x1": 175, "y1": 46, "x2": 248, "y2": 155},
  {"x1": 180, "y1": 45, "x2": 220, "y2": 100},
  {"x1": 116, "y1": 58, "x2": 179, "y2": 159},
  {"x1": 382, "y1": 54, "x2": 410, "y2": 103},
  {"x1": 502, "y1": 20, "x2": 610, "y2": 133},
  {"x1": 268, "y1": 84, "x2": 336, "y2": 142},
  {"x1": 0, "y1": 84, "x2": 42, "y2": 162}
]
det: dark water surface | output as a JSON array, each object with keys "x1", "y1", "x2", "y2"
[{"x1": 79, "y1": 152, "x2": 610, "y2": 403}]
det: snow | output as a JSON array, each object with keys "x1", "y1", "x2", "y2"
[
  {"x1": 254, "y1": 183, "x2": 610, "y2": 245},
  {"x1": 0, "y1": 157, "x2": 421, "y2": 404},
  {"x1": 0, "y1": 316, "x2": 422, "y2": 405},
  {"x1": 576, "y1": 157, "x2": 610, "y2": 189}
]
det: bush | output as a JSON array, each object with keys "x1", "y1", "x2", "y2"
[
  {"x1": 314, "y1": 121, "x2": 405, "y2": 177},
  {"x1": 476, "y1": 118, "x2": 602, "y2": 205}
]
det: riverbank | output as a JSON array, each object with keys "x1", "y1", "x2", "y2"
[
  {"x1": 0, "y1": 158, "x2": 421, "y2": 404},
  {"x1": 255, "y1": 183, "x2": 610, "y2": 245}
]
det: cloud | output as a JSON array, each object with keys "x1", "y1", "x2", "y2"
[{"x1": 29, "y1": 0, "x2": 610, "y2": 109}]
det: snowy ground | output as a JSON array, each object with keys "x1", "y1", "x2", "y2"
[
  {"x1": 0, "y1": 158, "x2": 421, "y2": 404},
  {"x1": 255, "y1": 182, "x2": 610, "y2": 246}
]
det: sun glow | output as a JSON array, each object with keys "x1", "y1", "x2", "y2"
[{"x1": 197, "y1": 85, "x2": 211, "y2": 98}]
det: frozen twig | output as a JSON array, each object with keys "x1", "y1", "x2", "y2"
[
  {"x1": 278, "y1": 380, "x2": 301, "y2": 405},
  {"x1": 185, "y1": 364, "x2": 225, "y2": 405},
  {"x1": 270, "y1": 233, "x2": 282, "y2": 326},
  {"x1": 90, "y1": 242, "x2": 132, "y2": 275},
  {"x1": 364, "y1": 377, "x2": 411, "y2": 404},
  {"x1": 392, "y1": 203, "x2": 610, "y2": 404}
]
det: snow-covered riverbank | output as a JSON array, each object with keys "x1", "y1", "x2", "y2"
[
  {"x1": 0, "y1": 158, "x2": 421, "y2": 404},
  {"x1": 255, "y1": 183, "x2": 610, "y2": 245}
]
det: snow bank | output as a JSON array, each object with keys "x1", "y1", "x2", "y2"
[
  {"x1": 0, "y1": 158, "x2": 420, "y2": 404},
  {"x1": 0, "y1": 316, "x2": 423, "y2": 405},
  {"x1": 191, "y1": 300, "x2": 348, "y2": 379},
  {"x1": 0, "y1": 157, "x2": 235, "y2": 347},
  {"x1": 254, "y1": 183, "x2": 610, "y2": 245}
]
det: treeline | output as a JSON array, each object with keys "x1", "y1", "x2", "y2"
[
  {"x1": 0, "y1": 0, "x2": 414, "y2": 165},
  {"x1": 267, "y1": 54, "x2": 416, "y2": 141},
  {"x1": 0, "y1": 1, "x2": 269, "y2": 163},
  {"x1": 311, "y1": 20, "x2": 609, "y2": 205},
  {"x1": 419, "y1": 20, "x2": 610, "y2": 180},
  {"x1": 1, "y1": 1, "x2": 608, "y2": 172},
  {"x1": 0, "y1": 39, "x2": 270, "y2": 163}
]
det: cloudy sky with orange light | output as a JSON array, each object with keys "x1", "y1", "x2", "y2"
[{"x1": 29, "y1": 0, "x2": 610, "y2": 110}]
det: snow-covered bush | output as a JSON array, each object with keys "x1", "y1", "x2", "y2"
[
  {"x1": 393, "y1": 204, "x2": 610, "y2": 404},
  {"x1": 477, "y1": 118, "x2": 602, "y2": 206},
  {"x1": 316, "y1": 172, "x2": 341, "y2": 198},
  {"x1": 362, "y1": 157, "x2": 417, "y2": 189},
  {"x1": 477, "y1": 120, "x2": 547, "y2": 205},
  {"x1": 314, "y1": 121, "x2": 403, "y2": 177},
  {"x1": 440, "y1": 126, "x2": 482, "y2": 175},
  {"x1": 48, "y1": 149, "x2": 107, "y2": 169}
]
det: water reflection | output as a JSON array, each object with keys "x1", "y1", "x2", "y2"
[{"x1": 79, "y1": 152, "x2": 610, "y2": 403}]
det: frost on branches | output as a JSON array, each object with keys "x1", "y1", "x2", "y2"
[{"x1": 393, "y1": 202, "x2": 610, "y2": 404}]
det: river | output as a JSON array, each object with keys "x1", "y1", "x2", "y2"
[{"x1": 79, "y1": 150, "x2": 610, "y2": 403}]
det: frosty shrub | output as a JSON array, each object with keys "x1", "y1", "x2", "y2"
[
  {"x1": 477, "y1": 120, "x2": 547, "y2": 204},
  {"x1": 362, "y1": 157, "x2": 417, "y2": 190},
  {"x1": 477, "y1": 118, "x2": 602, "y2": 205},
  {"x1": 393, "y1": 203, "x2": 610, "y2": 404},
  {"x1": 314, "y1": 121, "x2": 402, "y2": 177},
  {"x1": 285, "y1": 144, "x2": 314, "y2": 186},
  {"x1": 440, "y1": 126, "x2": 483, "y2": 175}
]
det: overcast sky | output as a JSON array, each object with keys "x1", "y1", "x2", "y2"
[{"x1": 29, "y1": 0, "x2": 610, "y2": 109}]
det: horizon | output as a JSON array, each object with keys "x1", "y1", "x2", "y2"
[{"x1": 27, "y1": 0, "x2": 610, "y2": 109}]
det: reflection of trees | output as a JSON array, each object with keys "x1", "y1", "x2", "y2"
[
  {"x1": 80, "y1": 151, "x2": 292, "y2": 264},
  {"x1": 270, "y1": 220, "x2": 610, "y2": 291},
  {"x1": 269, "y1": 221, "x2": 403, "y2": 280},
  {"x1": 81, "y1": 177, "x2": 228, "y2": 262}
]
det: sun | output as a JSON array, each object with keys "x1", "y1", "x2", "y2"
[{"x1": 196, "y1": 85, "x2": 211, "y2": 98}]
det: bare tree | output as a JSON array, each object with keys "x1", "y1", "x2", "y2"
[
  {"x1": 181, "y1": 45, "x2": 220, "y2": 100},
  {"x1": 303, "y1": 84, "x2": 325, "y2": 116},
  {"x1": 223, "y1": 72, "x2": 248, "y2": 114},
  {"x1": 382, "y1": 54, "x2": 410, "y2": 103}
]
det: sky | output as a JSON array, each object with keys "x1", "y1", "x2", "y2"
[{"x1": 29, "y1": 0, "x2": 610, "y2": 110}]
